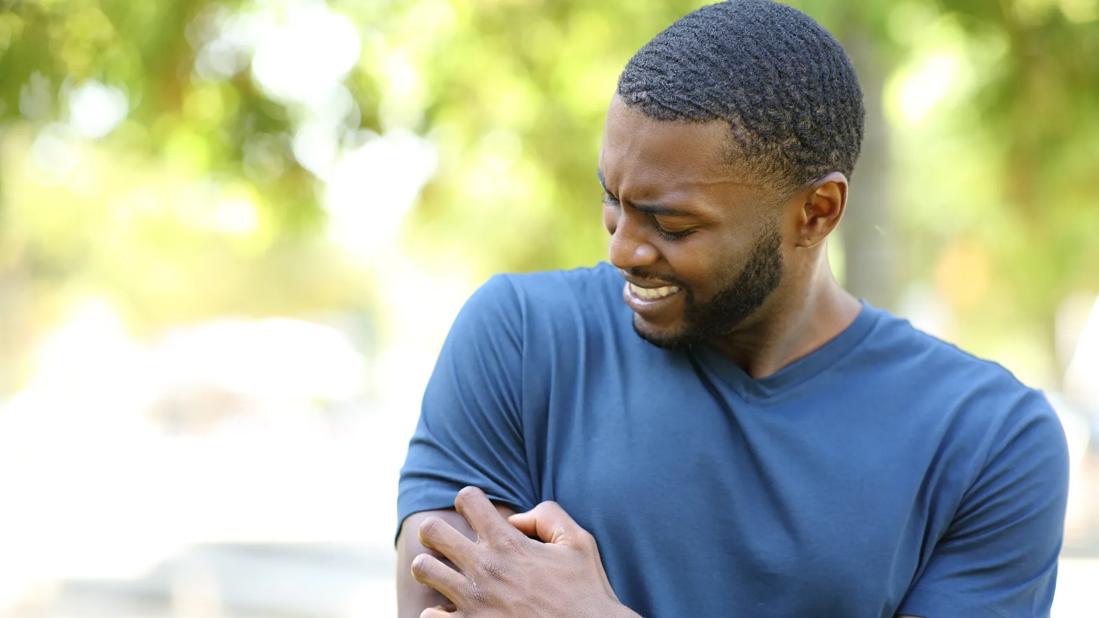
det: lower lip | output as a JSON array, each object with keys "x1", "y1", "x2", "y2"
[{"x1": 622, "y1": 282, "x2": 684, "y2": 322}]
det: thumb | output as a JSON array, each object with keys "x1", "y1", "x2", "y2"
[{"x1": 507, "y1": 501, "x2": 584, "y2": 545}]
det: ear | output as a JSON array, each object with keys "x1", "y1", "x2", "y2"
[{"x1": 794, "y1": 172, "x2": 847, "y2": 249}]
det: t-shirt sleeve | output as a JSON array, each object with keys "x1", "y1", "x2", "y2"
[
  {"x1": 897, "y1": 391, "x2": 1069, "y2": 618},
  {"x1": 396, "y1": 275, "x2": 535, "y2": 537}
]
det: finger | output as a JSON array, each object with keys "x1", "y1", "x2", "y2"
[
  {"x1": 507, "y1": 500, "x2": 586, "y2": 545},
  {"x1": 418, "y1": 516, "x2": 478, "y2": 572},
  {"x1": 508, "y1": 502, "x2": 616, "y2": 595},
  {"x1": 419, "y1": 604, "x2": 460, "y2": 618},
  {"x1": 411, "y1": 553, "x2": 467, "y2": 604},
  {"x1": 453, "y1": 486, "x2": 520, "y2": 543}
]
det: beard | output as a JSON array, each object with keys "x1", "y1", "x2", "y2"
[{"x1": 632, "y1": 221, "x2": 784, "y2": 350}]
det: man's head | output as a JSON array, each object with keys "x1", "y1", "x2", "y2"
[
  {"x1": 618, "y1": 0, "x2": 864, "y2": 191},
  {"x1": 599, "y1": 0, "x2": 864, "y2": 349}
]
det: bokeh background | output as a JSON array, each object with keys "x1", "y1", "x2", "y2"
[{"x1": 1, "y1": 0, "x2": 1097, "y2": 615}]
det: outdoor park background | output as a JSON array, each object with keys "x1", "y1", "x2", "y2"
[{"x1": 0, "y1": 0, "x2": 1097, "y2": 615}]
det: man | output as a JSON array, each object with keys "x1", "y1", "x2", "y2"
[{"x1": 396, "y1": 1, "x2": 1069, "y2": 616}]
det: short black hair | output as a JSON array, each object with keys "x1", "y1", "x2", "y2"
[{"x1": 617, "y1": 0, "x2": 865, "y2": 190}]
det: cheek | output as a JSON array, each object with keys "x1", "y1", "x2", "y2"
[
  {"x1": 602, "y1": 205, "x2": 615, "y2": 235},
  {"x1": 662, "y1": 243, "x2": 712, "y2": 288},
  {"x1": 669, "y1": 239, "x2": 739, "y2": 298}
]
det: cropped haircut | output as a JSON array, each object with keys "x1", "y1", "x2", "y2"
[{"x1": 617, "y1": 0, "x2": 865, "y2": 190}]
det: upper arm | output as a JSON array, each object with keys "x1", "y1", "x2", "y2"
[
  {"x1": 397, "y1": 276, "x2": 535, "y2": 530},
  {"x1": 396, "y1": 505, "x2": 518, "y2": 617},
  {"x1": 396, "y1": 277, "x2": 534, "y2": 613},
  {"x1": 897, "y1": 393, "x2": 1069, "y2": 617}
]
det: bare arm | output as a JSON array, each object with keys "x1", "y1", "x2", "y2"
[
  {"x1": 408, "y1": 487, "x2": 638, "y2": 617},
  {"x1": 396, "y1": 504, "x2": 516, "y2": 617}
]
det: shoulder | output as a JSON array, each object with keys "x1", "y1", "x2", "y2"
[
  {"x1": 860, "y1": 305, "x2": 1061, "y2": 453},
  {"x1": 864, "y1": 305, "x2": 1040, "y2": 398},
  {"x1": 446, "y1": 263, "x2": 626, "y2": 358},
  {"x1": 494, "y1": 262, "x2": 622, "y2": 309},
  {"x1": 468, "y1": 262, "x2": 624, "y2": 330}
]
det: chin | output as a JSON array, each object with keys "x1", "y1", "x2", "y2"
[{"x1": 632, "y1": 317, "x2": 699, "y2": 350}]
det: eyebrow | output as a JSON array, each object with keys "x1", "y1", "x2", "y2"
[{"x1": 596, "y1": 168, "x2": 693, "y2": 217}]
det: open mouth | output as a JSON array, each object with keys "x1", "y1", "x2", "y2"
[{"x1": 627, "y1": 282, "x2": 680, "y2": 300}]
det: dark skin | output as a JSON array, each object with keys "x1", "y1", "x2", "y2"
[
  {"x1": 397, "y1": 96, "x2": 919, "y2": 617},
  {"x1": 401, "y1": 487, "x2": 637, "y2": 618},
  {"x1": 599, "y1": 95, "x2": 861, "y2": 378}
]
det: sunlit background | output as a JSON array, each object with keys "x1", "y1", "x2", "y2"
[{"x1": 0, "y1": 0, "x2": 1097, "y2": 615}]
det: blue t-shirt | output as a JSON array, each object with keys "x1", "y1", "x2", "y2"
[{"x1": 398, "y1": 263, "x2": 1068, "y2": 617}]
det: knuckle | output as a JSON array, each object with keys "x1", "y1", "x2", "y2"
[
  {"x1": 467, "y1": 581, "x2": 491, "y2": 605},
  {"x1": 477, "y1": 556, "x2": 508, "y2": 582},
  {"x1": 494, "y1": 532, "x2": 524, "y2": 554}
]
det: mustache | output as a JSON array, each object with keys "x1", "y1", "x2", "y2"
[{"x1": 620, "y1": 268, "x2": 685, "y2": 288}]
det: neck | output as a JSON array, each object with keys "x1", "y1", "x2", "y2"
[{"x1": 711, "y1": 253, "x2": 861, "y2": 379}]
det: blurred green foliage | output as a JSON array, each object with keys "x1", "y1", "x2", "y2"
[{"x1": 1, "y1": 0, "x2": 1098, "y2": 394}]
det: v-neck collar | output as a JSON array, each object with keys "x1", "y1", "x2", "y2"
[{"x1": 689, "y1": 302, "x2": 881, "y2": 401}]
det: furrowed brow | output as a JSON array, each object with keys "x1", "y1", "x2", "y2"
[
  {"x1": 597, "y1": 169, "x2": 690, "y2": 216},
  {"x1": 630, "y1": 202, "x2": 691, "y2": 217}
]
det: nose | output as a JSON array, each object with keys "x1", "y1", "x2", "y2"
[{"x1": 605, "y1": 206, "x2": 659, "y2": 270}]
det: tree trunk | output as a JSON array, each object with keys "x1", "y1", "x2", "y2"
[{"x1": 840, "y1": 32, "x2": 898, "y2": 310}]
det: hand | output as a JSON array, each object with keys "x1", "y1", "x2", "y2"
[{"x1": 411, "y1": 486, "x2": 638, "y2": 618}]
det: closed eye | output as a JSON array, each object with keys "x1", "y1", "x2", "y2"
[
  {"x1": 604, "y1": 194, "x2": 693, "y2": 240},
  {"x1": 653, "y1": 222, "x2": 693, "y2": 241},
  {"x1": 599, "y1": 175, "x2": 693, "y2": 241}
]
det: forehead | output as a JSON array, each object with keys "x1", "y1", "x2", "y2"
[{"x1": 599, "y1": 96, "x2": 762, "y2": 202}]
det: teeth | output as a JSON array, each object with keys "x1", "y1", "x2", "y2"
[{"x1": 629, "y1": 282, "x2": 680, "y2": 300}]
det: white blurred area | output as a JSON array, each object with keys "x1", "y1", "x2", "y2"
[{"x1": 0, "y1": 297, "x2": 415, "y2": 616}]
